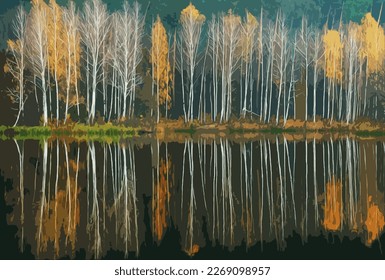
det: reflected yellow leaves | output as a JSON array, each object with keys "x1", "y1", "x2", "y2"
[
  {"x1": 36, "y1": 188, "x2": 80, "y2": 257},
  {"x1": 323, "y1": 177, "x2": 342, "y2": 231},
  {"x1": 365, "y1": 196, "x2": 385, "y2": 245},
  {"x1": 153, "y1": 157, "x2": 173, "y2": 241},
  {"x1": 151, "y1": 16, "x2": 172, "y2": 109},
  {"x1": 185, "y1": 244, "x2": 200, "y2": 257},
  {"x1": 322, "y1": 177, "x2": 385, "y2": 246},
  {"x1": 35, "y1": 144, "x2": 81, "y2": 257}
]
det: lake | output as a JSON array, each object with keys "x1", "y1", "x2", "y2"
[{"x1": 1, "y1": 136, "x2": 385, "y2": 259}]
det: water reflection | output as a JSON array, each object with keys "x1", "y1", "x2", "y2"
[{"x1": 3, "y1": 137, "x2": 385, "y2": 258}]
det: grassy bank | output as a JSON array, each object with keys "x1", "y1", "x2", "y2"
[
  {"x1": 0, "y1": 123, "x2": 138, "y2": 142},
  {"x1": 1, "y1": 118, "x2": 385, "y2": 141}
]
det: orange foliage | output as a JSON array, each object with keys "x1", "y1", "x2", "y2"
[
  {"x1": 323, "y1": 29, "x2": 343, "y2": 82},
  {"x1": 151, "y1": 16, "x2": 172, "y2": 108},
  {"x1": 185, "y1": 244, "x2": 200, "y2": 256},
  {"x1": 224, "y1": 9, "x2": 242, "y2": 31},
  {"x1": 36, "y1": 188, "x2": 80, "y2": 256},
  {"x1": 359, "y1": 13, "x2": 385, "y2": 74},
  {"x1": 323, "y1": 177, "x2": 343, "y2": 231},
  {"x1": 47, "y1": 0, "x2": 66, "y2": 80},
  {"x1": 365, "y1": 195, "x2": 385, "y2": 245},
  {"x1": 180, "y1": 3, "x2": 205, "y2": 24},
  {"x1": 153, "y1": 157, "x2": 173, "y2": 240},
  {"x1": 36, "y1": 154, "x2": 82, "y2": 256},
  {"x1": 240, "y1": 11, "x2": 258, "y2": 62}
]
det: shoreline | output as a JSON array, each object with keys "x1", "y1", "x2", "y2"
[{"x1": 1, "y1": 118, "x2": 385, "y2": 142}]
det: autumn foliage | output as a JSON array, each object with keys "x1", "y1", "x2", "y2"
[
  {"x1": 323, "y1": 177, "x2": 343, "y2": 231},
  {"x1": 360, "y1": 13, "x2": 385, "y2": 74},
  {"x1": 323, "y1": 30, "x2": 343, "y2": 82},
  {"x1": 365, "y1": 195, "x2": 385, "y2": 245},
  {"x1": 151, "y1": 16, "x2": 172, "y2": 110},
  {"x1": 152, "y1": 157, "x2": 172, "y2": 241}
]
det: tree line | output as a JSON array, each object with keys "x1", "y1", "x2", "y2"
[{"x1": 5, "y1": 0, "x2": 385, "y2": 126}]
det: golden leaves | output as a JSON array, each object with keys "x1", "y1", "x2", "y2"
[
  {"x1": 47, "y1": 0, "x2": 66, "y2": 78},
  {"x1": 359, "y1": 13, "x2": 385, "y2": 74},
  {"x1": 224, "y1": 9, "x2": 241, "y2": 28},
  {"x1": 240, "y1": 11, "x2": 258, "y2": 62},
  {"x1": 152, "y1": 157, "x2": 172, "y2": 241},
  {"x1": 323, "y1": 30, "x2": 343, "y2": 82},
  {"x1": 180, "y1": 3, "x2": 205, "y2": 24},
  {"x1": 3, "y1": 63, "x2": 10, "y2": 74},
  {"x1": 185, "y1": 244, "x2": 200, "y2": 256},
  {"x1": 151, "y1": 16, "x2": 172, "y2": 107},
  {"x1": 365, "y1": 195, "x2": 385, "y2": 245},
  {"x1": 7, "y1": 39, "x2": 17, "y2": 50},
  {"x1": 323, "y1": 177, "x2": 343, "y2": 231}
]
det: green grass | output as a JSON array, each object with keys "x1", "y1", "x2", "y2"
[
  {"x1": 259, "y1": 127, "x2": 297, "y2": 134},
  {"x1": 174, "y1": 124, "x2": 196, "y2": 135},
  {"x1": 12, "y1": 126, "x2": 51, "y2": 140},
  {"x1": 229, "y1": 127, "x2": 297, "y2": 134},
  {"x1": 355, "y1": 130, "x2": 385, "y2": 137},
  {"x1": 229, "y1": 128, "x2": 257, "y2": 134},
  {"x1": 0, "y1": 123, "x2": 138, "y2": 142},
  {"x1": 3, "y1": 122, "x2": 385, "y2": 141},
  {"x1": 0, "y1": 125, "x2": 7, "y2": 140}
]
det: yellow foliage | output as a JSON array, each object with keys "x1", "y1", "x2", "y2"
[
  {"x1": 3, "y1": 63, "x2": 10, "y2": 74},
  {"x1": 359, "y1": 13, "x2": 385, "y2": 74},
  {"x1": 365, "y1": 195, "x2": 385, "y2": 245},
  {"x1": 47, "y1": 0, "x2": 66, "y2": 80},
  {"x1": 180, "y1": 3, "x2": 205, "y2": 24},
  {"x1": 323, "y1": 29, "x2": 343, "y2": 82},
  {"x1": 185, "y1": 244, "x2": 200, "y2": 256},
  {"x1": 7, "y1": 39, "x2": 17, "y2": 50},
  {"x1": 151, "y1": 16, "x2": 172, "y2": 107},
  {"x1": 224, "y1": 9, "x2": 241, "y2": 28},
  {"x1": 323, "y1": 177, "x2": 342, "y2": 231},
  {"x1": 240, "y1": 11, "x2": 258, "y2": 62},
  {"x1": 152, "y1": 157, "x2": 172, "y2": 240},
  {"x1": 36, "y1": 188, "x2": 80, "y2": 256}
]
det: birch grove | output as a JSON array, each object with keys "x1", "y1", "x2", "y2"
[{"x1": 5, "y1": 2, "x2": 385, "y2": 125}]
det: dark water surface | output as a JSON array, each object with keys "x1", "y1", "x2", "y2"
[{"x1": 1, "y1": 137, "x2": 385, "y2": 259}]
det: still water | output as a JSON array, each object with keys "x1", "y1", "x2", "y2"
[{"x1": 1, "y1": 137, "x2": 385, "y2": 259}]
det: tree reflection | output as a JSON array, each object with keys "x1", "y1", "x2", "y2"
[{"x1": 5, "y1": 137, "x2": 385, "y2": 258}]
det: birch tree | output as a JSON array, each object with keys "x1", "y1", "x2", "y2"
[
  {"x1": 359, "y1": 12, "x2": 385, "y2": 116},
  {"x1": 273, "y1": 13, "x2": 289, "y2": 125},
  {"x1": 296, "y1": 17, "x2": 311, "y2": 122},
  {"x1": 6, "y1": 5, "x2": 27, "y2": 127},
  {"x1": 27, "y1": 0, "x2": 49, "y2": 126},
  {"x1": 310, "y1": 30, "x2": 323, "y2": 122},
  {"x1": 81, "y1": 0, "x2": 110, "y2": 124},
  {"x1": 344, "y1": 23, "x2": 360, "y2": 123},
  {"x1": 208, "y1": 15, "x2": 220, "y2": 122},
  {"x1": 117, "y1": 2, "x2": 134, "y2": 121},
  {"x1": 220, "y1": 10, "x2": 241, "y2": 123},
  {"x1": 240, "y1": 11, "x2": 258, "y2": 118},
  {"x1": 127, "y1": 2, "x2": 144, "y2": 119},
  {"x1": 178, "y1": 3, "x2": 205, "y2": 123},
  {"x1": 117, "y1": 1, "x2": 144, "y2": 120},
  {"x1": 151, "y1": 16, "x2": 172, "y2": 123},
  {"x1": 48, "y1": 0, "x2": 66, "y2": 124},
  {"x1": 62, "y1": 1, "x2": 81, "y2": 122},
  {"x1": 323, "y1": 29, "x2": 343, "y2": 122}
]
